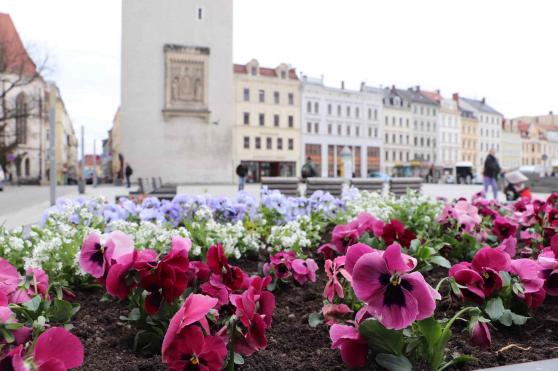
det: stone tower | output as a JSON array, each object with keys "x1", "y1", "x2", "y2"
[{"x1": 121, "y1": 0, "x2": 233, "y2": 184}]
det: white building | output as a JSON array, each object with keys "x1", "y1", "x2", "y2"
[
  {"x1": 501, "y1": 118, "x2": 522, "y2": 170},
  {"x1": 382, "y1": 87, "x2": 413, "y2": 175},
  {"x1": 301, "y1": 77, "x2": 383, "y2": 178},
  {"x1": 120, "y1": 0, "x2": 234, "y2": 184},
  {"x1": 458, "y1": 96, "x2": 503, "y2": 171}
]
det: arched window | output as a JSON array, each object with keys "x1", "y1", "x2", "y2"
[
  {"x1": 16, "y1": 93, "x2": 28, "y2": 144},
  {"x1": 24, "y1": 158, "x2": 30, "y2": 176}
]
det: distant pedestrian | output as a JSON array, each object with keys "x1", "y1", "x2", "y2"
[
  {"x1": 125, "y1": 164, "x2": 133, "y2": 188},
  {"x1": 0, "y1": 166, "x2": 5, "y2": 191},
  {"x1": 301, "y1": 157, "x2": 318, "y2": 179},
  {"x1": 236, "y1": 163, "x2": 248, "y2": 191},
  {"x1": 482, "y1": 148, "x2": 501, "y2": 200}
]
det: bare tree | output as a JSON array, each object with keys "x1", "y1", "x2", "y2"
[{"x1": 0, "y1": 29, "x2": 50, "y2": 179}]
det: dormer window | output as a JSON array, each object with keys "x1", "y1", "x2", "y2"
[
  {"x1": 251, "y1": 67, "x2": 257, "y2": 76},
  {"x1": 280, "y1": 70, "x2": 286, "y2": 79}
]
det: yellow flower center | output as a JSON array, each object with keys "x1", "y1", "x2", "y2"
[
  {"x1": 390, "y1": 273, "x2": 401, "y2": 286},
  {"x1": 190, "y1": 356, "x2": 199, "y2": 365}
]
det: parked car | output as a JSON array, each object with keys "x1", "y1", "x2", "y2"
[{"x1": 368, "y1": 171, "x2": 391, "y2": 182}]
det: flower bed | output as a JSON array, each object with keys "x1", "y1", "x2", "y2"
[{"x1": 1, "y1": 188, "x2": 557, "y2": 370}]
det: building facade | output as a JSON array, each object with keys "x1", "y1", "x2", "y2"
[
  {"x1": 459, "y1": 108, "x2": 479, "y2": 168},
  {"x1": 500, "y1": 118, "x2": 522, "y2": 170},
  {"x1": 0, "y1": 13, "x2": 49, "y2": 184},
  {"x1": 301, "y1": 78, "x2": 383, "y2": 178},
  {"x1": 233, "y1": 60, "x2": 301, "y2": 182},
  {"x1": 382, "y1": 87, "x2": 413, "y2": 175},
  {"x1": 121, "y1": 0, "x2": 234, "y2": 184},
  {"x1": 458, "y1": 96, "x2": 502, "y2": 171},
  {"x1": 109, "y1": 107, "x2": 123, "y2": 183}
]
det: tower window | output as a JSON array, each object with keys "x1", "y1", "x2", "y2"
[{"x1": 198, "y1": 8, "x2": 203, "y2": 20}]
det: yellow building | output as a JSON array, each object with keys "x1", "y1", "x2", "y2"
[
  {"x1": 48, "y1": 82, "x2": 78, "y2": 185},
  {"x1": 520, "y1": 122, "x2": 545, "y2": 167},
  {"x1": 109, "y1": 107, "x2": 123, "y2": 183},
  {"x1": 233, "y1": 60, "x2": 301, "y2": 182},
  {"x1": 460, "y1": 109, "x2": 479, "y2": 168}
]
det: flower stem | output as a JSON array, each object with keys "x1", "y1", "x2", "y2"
[
  {"x1": 227, "y1": 319, "x2": 236, "y2": 371},
  {"x1": 435, "y1": 277, "x2": 450, "y2": 293}
]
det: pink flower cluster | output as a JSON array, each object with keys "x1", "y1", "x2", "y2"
[
  {"x1": 0, "y1": 258, "x2": 84, "y2": 370},
  {"x1": 263, "y1": 250, "x2": 318, "y2": 286},
  {"x1": 318, "y1": 213, "x2": 416, "y2": 259},
  {"x1": 438, "y1": 199, "x2": 482, "y2": 233}
]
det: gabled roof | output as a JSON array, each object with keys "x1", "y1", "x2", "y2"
[
  {"x1": 420, "y1": 90, "x2": 442, "y2": 103},
  {"x1": 396, "y1": 87, "x2": 438, "y2": 106},
  {"x1": 517, "y1": 121, "x2": 531, "y2": 134},
  {"x1": 233, "y1": 62, "x2": 299, "y2": 80},
  {"x1": 460, "y1": 97, "x2": 502, "y2": 116},
  {"x1": 0, "y1": 13, "x2": 37, "y2": 76}
]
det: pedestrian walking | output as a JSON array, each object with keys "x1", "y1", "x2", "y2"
[
  {"x1": 482, "y1": 148, "x2": 501, "y2": 200},
  {"x1": 301, "y1": 157, "x2": 318, "y2": 179},
  {"x1": 125, "y1": 164, "x2": 133, "y2": 188},
  {"x1": 236, "y1": 163, "x2": 248, "y2": 191},
  {"x1": 0, "y1": 166, "x2": 5, "y2": 191}
]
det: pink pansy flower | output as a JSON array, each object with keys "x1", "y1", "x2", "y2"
[
  {"x1": 163, "y1": 326, "x2": 227, "y2": 371},
  {"x1": 10, "y1": 268, "x2": 49, "y2": 304},
  {"x1": 351, "y1": 243, "x2": 440, "y2": 330},
  {"x1": 537, "y1": 246, "x2": 558, "y2": 296},
  {"x1": 324, "y1": 256, "x2": 349, "y2": 302},
  {"x1": 0, "y1": 257, "x2": 20, "y2": 298},
  {"x1": 492, "y1": 216, "x2": 518, "y2": 242},
  {"x1": 291, "y1": 258, "x2": 318, "y2": 285},
  {"x1": 322, "y1": 304, "x2": 353, "y2": 325},
  {"x1": 470, "y1": 321, "x2": 491, "y2": 349},
  {"x1": 450, "y1": 247, "x2": 511, "y2": 303},
  {"x1": 510, "y1": 259, "x2": 545, "y2": 309},
  {"x1": 453, "y1": 200, "x2": 482, "y2": 231},
  {"x1": 496, "y1": 237, "x2": 517, "y2": 258},
  {"x1": 329, "y1": 323, "x2": 369, "y2": 368},
  {"x1": 331, "y1": 223, "x2": 360, "y2": 255},
  {"x1": 80, "y1": 231, "x2": 134, "y2": 278},
  {"x1": 33, "y1": 327, "x2": 84, "y2": 370},
  {"x1": 263, "y1": 251, "x2": 295, "y2": 279}
]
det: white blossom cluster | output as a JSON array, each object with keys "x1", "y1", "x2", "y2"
[
  {"x1": 201, "y1": 219, "x2": 262, "y2": 259},
  {"x1": 266, "y1": 217, "x2": 312, "y2": 253},
  {"x1": 106, "y1": 220, "x2": 190, "y2": 253}
]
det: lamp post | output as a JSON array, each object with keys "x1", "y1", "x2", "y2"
[
  {"x1": 341, "y1": 146, "x2": 353, "y2": 182},
  {"x1": 78, "y1": 126, "x2": 85, "y2": 194},
  {"x1": 48, "y1": 86, "x2": 56, "y2": 206}
]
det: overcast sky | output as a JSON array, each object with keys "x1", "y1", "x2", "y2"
[{"x1": 2, "y1": 0, "x2": 557, "y2": 154}]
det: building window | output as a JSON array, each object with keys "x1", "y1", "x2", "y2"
[
  {"x1": 198, "y1": 8, "x2": 203, "y2": 20},
  {"x1": 385, "y1": 133, "x2": 389, "y2": 143},
  {"x1": 288, "y1": 115, "x2": 294, "y2": 128},
  {"x1": 259, "y1": 113, "x2": 265, "y2": 126},
  {"x1": 355, "y1": 107, "x2": 359, "y2": 118},
  {"x1": 337, "y1": 105, "x2": 341, "y2": 116},
  {"x1": 314, "y1": 122, "x2": 319, "y2": 134},
  {"x1": 399, "y1": 134, "x2": 403, "y2": 144},
  {"x1": 307, "y1": 101, "x2": 312, "y2": 113},
  {"x1": 314, "y1": 102, "x2": 319, "y2": 113},
  {"x1": 288, "y1": 138, "x2": 294, "y2": 150},
  {"x1": 368, "y1": 108, "x2": 372, "y2": 120},
  {"x1": 243, "y1": 88, "x2": 249, "y2": 101},
  {"x1": 414, "y1": 137, "x2": 417, "y2": 146},
  {"x1": 385, "y1": 116, "x2": 388, "y2": 125},
  {"x1": 346, "y1": 125, "x2": 351, "y2": 136},
  {"x1": 274, "y1": 91, "x2": 280, "y2": 104},
  {"x1": 255, "y1": 137, "x2": 261, "y2": 149},
  {"x1": 392, "y1": 134, "x2": 396, "y2": 143},
  {"x1": 15, "y1": 93, "x2": 27, "y2": 145},
  {"x1": 368, "y1": 127, "x2": 372, "y2": 137},
  {"x1": 24, "y1": 158, "x2": 30, "y2": 176},
  {"x1": 243, "y1": 136, "x2": 250, "y2": 149},
  {"x1": 374, "y1": 128, "x2": 378, "y2": 137},
  {"x1": 266, "y1": 137, "x2": 272, "y2": 150},
  {"x1": 337, "y1": 125, "x2": 342, "y2": 135},
  {"x1": 258, "y1": 90, "x2": 265, "y2": 103},
  {"x1": 281, "y1": 71, "x2": 286, "y2": 79},
  {"x1": 274, "y1": 114, "x2": 279, "y2": 127},
  {"x1": 399, "y1": 118, "x2": 403, "y2": 127},
  {"x1": 288, "y1": 93, "x2": 294, "y2": 105},
  {"x1": 251, "y1": 66, "x2": 257, "y2": 76},
  {"x1": 356, "y1": 126, "x2": 360, "y2": 136},
  {"x1": 277, "y1": 138, "x2": 283, "y2": 150},
  {"x1": 243, "y1": 112, "x2": 250, "y2": 125},
  {"x1": 374, "y1": 109, "x2": 378, "y2": 121},
  {"x1": 328, "y1": 104, "x2": 332, "y2": 115},
  {"x1": 307, "y1": 122, "x2": 312, "y2": 133},
  {"x1": 346, "y1": 106, "x2": 351, "y2": 117},
  {"x1": 385, "y1": 151, "x2": 389, "y2": 161}
]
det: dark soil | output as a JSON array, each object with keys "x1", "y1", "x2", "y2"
[{"x1": 71, "y1": 259, "x2": 558, "y2": 370}]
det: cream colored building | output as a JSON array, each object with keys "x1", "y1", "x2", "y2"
[
  {"x1": 501, "y1": 118, "x2": 522, "y2": 170},
  {"x1": 382, "y1": 87, "x2": 413, "y2": 175},
  {"x1": 233, "y1": 59, "x2": 301, "y2": 182}
]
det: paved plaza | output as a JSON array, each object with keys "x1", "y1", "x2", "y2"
[{"x1": 0, "y1": 183, "x2": 551, "y2": 230}]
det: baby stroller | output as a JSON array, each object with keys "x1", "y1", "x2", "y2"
[{"x1": 504, "y1": 170, "x2": 532, "y2": 201}]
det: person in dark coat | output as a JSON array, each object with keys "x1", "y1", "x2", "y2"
[
  {"x1": 125, "y1": 164, "x2": 133, "y2": 188},
  {"x1": 301, "y1": 157, "x2": 318, "y2": 179},
  {"x1": 236, "y1": 163, "x2": 248, "y2": 191},
  {"x1": 482, "y1": 149, "x2": 501, "y2": 200}
]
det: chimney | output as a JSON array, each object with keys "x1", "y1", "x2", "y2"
[
  {"x1": 415, "y1": 85, "x2": 420, "y2": 92},
  {"x1": 360, "y1": 81, "x2": 365, "y2": 91},
  {"x1": 452, "y1": 93, "x2": 459, "y2": 102},
  {"x1": 481, "y1": 97, "x2": 486, "y2": 104},
  {"x1": 391, "y1": 84, "x2": 396, "y2": 91},
  {"x1": 436, "y1": 89, "x2": 441, "y2": 95},
  {"x1": 550, "y1": 110, "x2": 554, "y2": 116},
  {"x1": 341, "y1": 81, "x2": 345, "y2": 89}
]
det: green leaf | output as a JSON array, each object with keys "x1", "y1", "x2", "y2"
[
  {"x1": 439, "y1": 355, "x2": 477, "y2": 371},
  {"x1": 49, "y1": 299, "x2": 75, "y2": 323},
  {"x1": 485, "y1": 298, "x2": 504, "y2": 321},
  {"x1": 233, "y1": 353, "x2": 244, "y2": 365},
  {"x1": 499, "y1": 271, "x2": 512, "y2": 287},
  {"x1": 22, "y1": 296, "x2": 41, "y2": 312},
  {"x1": 375, "y1": 353, "x2": 412, "y2": 371},
  {"x1": 510, "y1": 311, "x2": 529, "y2": 325},
  {"x1": 1, "y1": 329, "x2": 15, "y2": 343},
  {"x1": 431, "y1": 255, "x2": 451, "y2": 268},
  {"x1": 359, "y1": 319, "x2": 404, "y2": 355},
  {"x1": 308, "y1": 312, "x2": 323, "y2": 328},
  {"x1": 498, "y1": 310, "x2": 513, "y2": 326}
]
